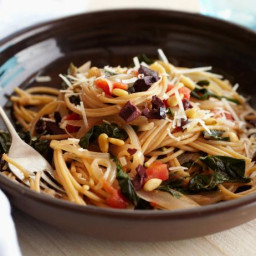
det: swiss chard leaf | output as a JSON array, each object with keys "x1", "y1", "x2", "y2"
[
  {"x1": 196, "y1": 80, "x2": 210, "y2": 86},
  {"x1": 202, "y1": 130, "x2": 230, "y2": 141},
  {"x1": 200, "y1": 155, "x2": 249, "y2": 182},
  {"x1": 188, "y1": 156, "x2": 250, "y2": 192},
  {"x1": 79, "y1": 123, "x2": 128, "y2": 149},
  {"x1": 115, "y1": 157, "x2": 139, "y2": 206},
  {"x1": 138, "y1": 54, "x2": 155, "y2": 65},
  {"x1": 191, "y1": 88, "x2": 239, "y2": 104},
  {"x1": 166, "y1": 108, "x2": 174, "y2": 117},
  {"x1": 114, "y1": 157, "x2": 152, "y2": 209},
  {"x1": 0, "y1": 131, "x2": 11, "y2": 154},
  {"x1": 189, "y1": 172, "x2": 229, "y2": 191},
  {"x1": 157, "y1": 185, "x2": 181, "y2": 199}
]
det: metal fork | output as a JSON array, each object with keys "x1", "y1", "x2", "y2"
[{"x1": 0, "y1": 106, "x2": 64, "y2": 193}]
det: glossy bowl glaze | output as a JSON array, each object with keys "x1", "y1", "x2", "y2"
[{"x1": 1, "y1": 9, "x2": 256, "y2": 241}]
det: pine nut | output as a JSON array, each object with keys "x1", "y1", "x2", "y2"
[
  {"x1": 112, "y1": 88, "x2": 129, "y2": 97},
  {"x1": 98, "y1": 133, "x2": 109, "y2": 153},
  {"x1": 205, "y1": 118, "x2": 217, "y2": 125},
  {"x1": 87, "y1": 67, "x2": 101, "y2": 78},
  {"x1": 229, "y1": 132, "x2": 239, "y2": 142},
  {"x1": 108, "y1": 137, "x2": 125, "y2": 146},
  {"x1": 143, "y1": 178, "x2": 162, "y2": 192},
  {"x1": 180, "y1": 76, "x2": 196, "y2": 90},
  {"x1": 186, "y1": 108, "x2": 197, "y2": 119},
  {"x1": 167, "y1": 95, "x2": 178, "y2": 107}
]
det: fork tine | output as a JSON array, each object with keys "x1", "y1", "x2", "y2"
[{"x1": 41, "y1": 171, "x2": 65, "y2": 193}]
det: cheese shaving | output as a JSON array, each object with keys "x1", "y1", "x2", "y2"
[
  {"x1": 35, "y1": 76, "x2": 51, "y2": 82},
  {"x1": 79, "y1": 100, "x2": 89, "y2": 129},
  {"x1": 59, "y1": 74, "x2": 72, "y2": 88},
  {"x1": 133, "y1": 56, "x2": 140, "y2": 69},
  {"x1": 158, "y1": 49, "x2": 169, "y2": 64}
]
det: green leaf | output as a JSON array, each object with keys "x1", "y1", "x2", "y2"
[
  {"x1": 200, "y1": 156, "x2": 249, "y2": 182},
  {"x1": 138, "y1": 54, "x2": 155, "y2": 65},
  {"x1": 114, "y1": 157, "x2": 139, "y2": 206},
  {"x1": 114, "y1": 157, "x2": 152, "y2": 209},
  {"x1": 189, "y1": 172, "x2": 229, "y2": 191},
  {"x1": 188, "y1": 156, "x2": 250, "y2": 192},
  {"x1": 166, "y1": 108, "x2": 174, "y2": 117},
  {"x1": 104, "y1": 69, "x2": 118, "y2": 76},
  {"x1": 157, "y1": 185, "x2": 181, "y2": 198},
  {"x1": 79, "y1": 123, "x2": 128, "y2": 149},
  {"x1": 191, "y1": 88, "x2": 239, "y2": 104},
  {"x1": 79, "y1": 128, "x2": 94, "y2": 149},
  {"x1": 202, "y1": 130, "x2": 230, "y2": 141},
  {"x1": 0, "y1": 131, "x2": 11, "y2": 154},
  {"x1": 196, "y1": 80, "x2": 210, "y2": 86}
]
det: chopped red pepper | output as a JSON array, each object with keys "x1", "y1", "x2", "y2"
[
  {"x1": 95, "y1": 79, "x2": 111, "y2": 95},
  {"x1": 113, "y1": 82, "x2": 128, "y2": 90},
  {"x1": 166, "y1": 84, "x2": 191, "y2": 100},
  {"x1": 64, "y1": 113, "x2": 81, "y2": 133},
  {"x1": 179, "y1": 86, "x2": 191, "y2": 100},
  {"x1": 146, "y1": 161, "x2": 169, "y2": 181},
  {"x1": 213, "y1": 109, "x2": 234, "y2": 121},
  {"x1": 103, "y1": 180, "x2": 129, "y2": 209}
]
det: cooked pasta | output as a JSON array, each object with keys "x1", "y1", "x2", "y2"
[{"x1": 1, "y1": 49, "x2": 256, "y2": 210}]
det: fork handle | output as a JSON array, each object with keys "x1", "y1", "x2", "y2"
[{"x1": 0, "y1": 106, "x2": 20, "y2": 139}]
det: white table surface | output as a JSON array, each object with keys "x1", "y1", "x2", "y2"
[{"x1": 3, "y1": 0, "x2": 256, "y2": 255}]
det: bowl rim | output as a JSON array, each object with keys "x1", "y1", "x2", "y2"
[{"x1": 1, "y1": 8, "x2": 256, "y2": 220}]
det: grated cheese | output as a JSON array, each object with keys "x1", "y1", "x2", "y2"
[
  {"x1": 221, "y1": 98, "x2": 239, "y2": 122},
  {"x1": 133, "y1": 57, "x2": 140, "y2": 69},
  {"x1": 79, "y1": 100, "x2": 89, "y2": 129},
  {"x1": 174, "y1": 90, "x2": 186, "y2": 120},
  {"x1": 68, "y1": 138, "x2": 80, "y2": 143},
  {"x1": 176, "y1": 66, "x2": 212, "y2": 74},
  {"x1": 233, "y1": 83, "x2": 239, "y2": 92},
  {"x1": 158, "y1": 49, "x2": 169, "y2": 64},
  {"x1": 169, "y1": 166, "x2": 188, "y2": 171},
  {"x1": 122, "y1": 77, "x2": 138, "y2": 84},
  {"x1": 59, "y1": 74, "x2": 72, "y2": 88},
  {"x1": 35, "y1": 76, "x2": 51, "y2": 82}
]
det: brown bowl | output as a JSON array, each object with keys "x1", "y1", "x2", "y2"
[{"x1": 1, "y1": 9, "x2": 256, "y2": 241}]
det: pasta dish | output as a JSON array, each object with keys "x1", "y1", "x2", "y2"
[{"x1": 1, "y1": 49, "x2": 256, "y2": 210}]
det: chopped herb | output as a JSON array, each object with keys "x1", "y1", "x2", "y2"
[
  {"x1": 79, "y1": 123, "x2": 127, "y2": 149},
  {"x1": 127, "y1": 86, "x2": 135, "y2": 94},
  {"x1": 196, "y1": 80, "x2": 210, "y2": 86},
  {"x1": 202, "y1": 130, "x2": 230, "y2": 141},
  {"x1": 191, "y1": 88, "x2": 239, "y2": 104},
  {"x1": 166, "y1": 108, "x2": 174, "y2": 116},
  {"x1": 138, "y1": 54, "x2": 155, "y2": 65},
  {"x1": 104, "y1": 69, "x2": 118, "y2": 77},
  {"x1": 157, "y1": 185, "x2": 181, "y2": 199}
]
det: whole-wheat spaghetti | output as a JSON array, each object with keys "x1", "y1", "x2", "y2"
[{"x1": 1, "y1": 50, "x2": 256, "y2": 210}]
